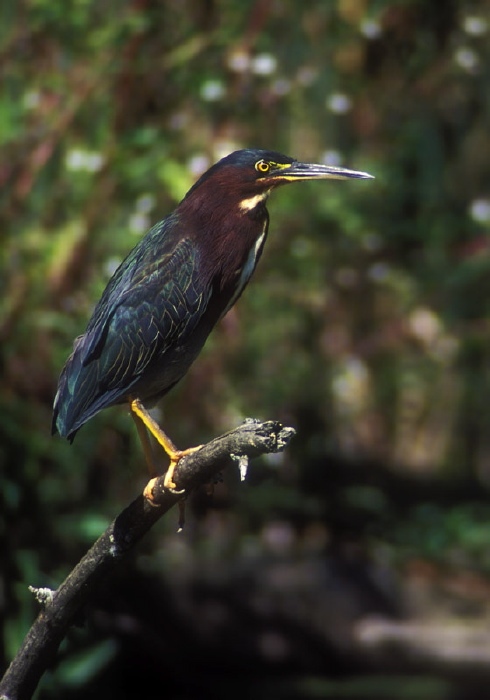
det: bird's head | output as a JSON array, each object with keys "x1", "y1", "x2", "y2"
[{"x1": 183, "y1": 148, "x2": 373, "y2": 214}]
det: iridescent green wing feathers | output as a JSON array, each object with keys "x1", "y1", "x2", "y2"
[{"x1": 53, "y1": 216, "x2": 210, "y2": 438}]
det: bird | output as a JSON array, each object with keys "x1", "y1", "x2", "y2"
[{"x1": 52, "y1": 148, "x2": 373, "y2": 498}]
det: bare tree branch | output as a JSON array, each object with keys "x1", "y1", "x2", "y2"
[{"x1": 0, "y1": 419, "x2": 295, "y2": 700}]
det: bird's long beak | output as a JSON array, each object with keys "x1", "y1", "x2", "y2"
[{"x1": 270, "y1": 161, "x2": 374, "y2": 182}]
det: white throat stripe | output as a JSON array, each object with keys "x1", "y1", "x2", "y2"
[{"x1": 238, "y1": 192, "x2": 268, "y2": 212}]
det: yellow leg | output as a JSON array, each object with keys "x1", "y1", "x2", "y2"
[
  {"x1": 129, "y1": 397, "x2": 202, "y2": 492},
  {"x1": 131, "y1": 409, "x2": 158, "y2": 477}
]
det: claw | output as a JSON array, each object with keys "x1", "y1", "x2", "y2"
[
  {"x1": 163, "y1": 445, "x2": 203, "y2": 490},
  {"x1": 143, "y1": 477, "x2": 161, "y2": 506}
]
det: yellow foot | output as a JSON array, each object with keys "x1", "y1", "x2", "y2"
[
  {"x1": 129, "y1": 397, "x2": 203, "y2": 491},
  {"x1": 163, "y1": 445, "x2": 203, "y2": 490},
  {"x1": 143, "y1": 475, "x2": 185, "y2": 504},
  {"x1": 143, "y1": 444, "x2": 203, "y2": 504},
  {"x1": 143, "y1": 477, "x2": 161, "y2": 506}
]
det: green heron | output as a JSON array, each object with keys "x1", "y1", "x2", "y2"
[{"x1": 53, "y1": 149, "x2": 373, "y2": 497}]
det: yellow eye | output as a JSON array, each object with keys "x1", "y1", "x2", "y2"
[{"x1": 255, "y1": 160, "x2": 270, "y2": 173}]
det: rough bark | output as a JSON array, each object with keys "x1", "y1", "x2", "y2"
[{"x1": 0, "y1": 419, "x2": 295, "y2": 700}]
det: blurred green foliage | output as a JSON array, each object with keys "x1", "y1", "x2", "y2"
[{"x1": 2, "y1": 0, "x2": 490, "y2": 697}]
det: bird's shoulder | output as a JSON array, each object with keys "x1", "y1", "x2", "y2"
[
  {"x1": 88, "y1": 213, "x2": 186, "y2": 317},
  {"x1": 81, "y1": 213, "x2": 208, "y2": 365}
]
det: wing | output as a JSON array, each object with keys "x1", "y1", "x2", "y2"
[{"x1": 53, "y1": 215, "x2": 210, "y2": 439}]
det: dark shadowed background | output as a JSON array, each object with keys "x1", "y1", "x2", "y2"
[{"x1": 2, "y1": 1, "x2": 490, "y2": 698}]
